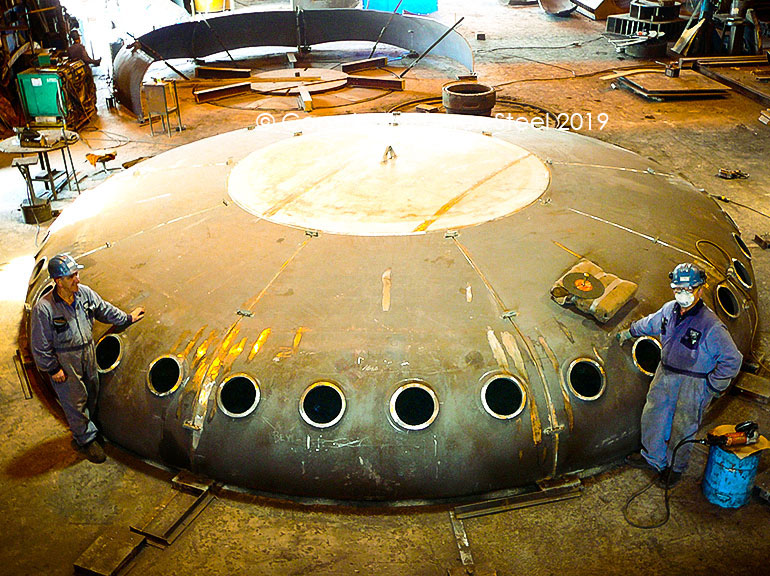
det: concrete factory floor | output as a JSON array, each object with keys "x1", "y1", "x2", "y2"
[{"x1": 2, "y1": 1, "x2": 770, "y2": 575}]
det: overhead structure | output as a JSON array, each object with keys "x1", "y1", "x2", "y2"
[
  {"x1": 24, "y1": 113, "x2": 756, "y2": 502},
  {"x1": 113, "y1": 9, "x2": 474, "y2": 119}
]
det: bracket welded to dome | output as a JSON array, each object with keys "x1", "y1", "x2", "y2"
[{"x1": 113, "y1": 9, "x2": 475, "y2": 119}]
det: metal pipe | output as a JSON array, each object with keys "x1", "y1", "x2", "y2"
[
  {"x1": 368, "y1": 0, "x2": 404, "y2": 59},
  {"x1": 399, "y1": 17, "x2": 465, "y2": 78}
]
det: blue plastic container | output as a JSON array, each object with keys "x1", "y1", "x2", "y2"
[
  {"x1": 702, "y1": 445, "x2": 761, "y2": 508},
  {"x1": 366, "y1": 0, "x2": 438, "y2": 14}
]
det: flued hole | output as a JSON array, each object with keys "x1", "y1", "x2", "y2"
[
  {"x1": 218, "y1": 375, "x2": 260, "y2": 417},
  {"x1": 716, "y1": 285, "x2": 740, "y2": 318},
  {"x1": 567, "y1": 359, "x2": 605, "y2": 400},
  {"x1": 481, "y1": 375, "x2": 526, "y2": 419},
  {"x1": 390, "y1": 382, "x2": 439, "y2": 430},
  {"x1": 300, "y1": 382, "x2": 345, "y2": 428},
  {"x1": 95, "y1": 334, "x2": 121, "y2": 373},
  {"x1": 632, "y1": 337, "x2": 661, "y2": 377},
  {"x1": 148, "y1": 356, "x2": 182, "y2": 396}
]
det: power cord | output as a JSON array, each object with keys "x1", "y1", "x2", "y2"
[{"x1": 622, "y1": 437, "x2": 703, "y2": 529}]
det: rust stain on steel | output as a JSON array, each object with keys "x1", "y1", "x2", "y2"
[
  {"x1": 486, "y1": 329, "x2": 509, "y2": 371},
  {"x1": 501, "y1": 331, "x2": 526, "y2": 378},
  {"x1": 382, "y1": 268, "x2": 392, "y2": 312},
  {"x1": 248, "y1": 328, "x2": 272, "y2": 361},
  {"x1": 414, "y1": 153, "x2": 532, "y2": 232},
  {"x1": 180, "y1": 326, "x2": 207, "y2": 361},
  {"x1": 241, "y1": 238, "x2": 312, "y2": 312},
  {"x1": 539, "y1": 334, "x2": 573, "y2": 432}
]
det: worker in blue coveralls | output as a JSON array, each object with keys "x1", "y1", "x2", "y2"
[
  {"x1": 30, "y1": 254, "x2": 144, "y2": 463},
  {"x1": 617, "y1": 263, "x2": 742, "y2": 487}
]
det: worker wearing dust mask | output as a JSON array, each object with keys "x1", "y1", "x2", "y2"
[{"x1": 617, "y1": 263, "x2": 742, "y2": 487}]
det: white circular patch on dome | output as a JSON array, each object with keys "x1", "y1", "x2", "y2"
[{"x1": 227, "y1": 124, "x2": 550, "y2": 236}]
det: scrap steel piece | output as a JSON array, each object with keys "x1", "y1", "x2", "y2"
[
  {"x1": 113, "y1": 9, "x2": 474, "y2": 118},
  {"x1": 24, "y1": 114, "x2": 756, "y2": 502}
]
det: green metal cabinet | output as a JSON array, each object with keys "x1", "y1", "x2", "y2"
[{"x1": 16, "y1": 69, "x2": 66, "y2": 122}]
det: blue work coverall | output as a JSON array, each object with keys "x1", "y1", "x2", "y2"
[
  {"x1": 629, "y1": 299, "x2": 742, "y2": 472},
  {"x1": 30, "y1": 285, "x2": 130, "y2": 447}
]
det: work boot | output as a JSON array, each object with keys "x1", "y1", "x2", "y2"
[
  {"x1": 625, "y1": 452, "x2": 655, "y2": 471},
  {"x1": 657, "y1": 468, "x2": 682, "y2": 489},
  {"x1": 73, "y1": 439, "x2": 107, "y2": 463}
]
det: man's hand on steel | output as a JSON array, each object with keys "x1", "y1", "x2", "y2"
[
  {"x1": 51, "y1": 369, "x2": 66, "y2": 383},
  {"x1": 130, "y1": 307, "x2": 145, "y2": 323},
  {"x1": 616, "y1": 329, "x2": 633, "y2": 344}
]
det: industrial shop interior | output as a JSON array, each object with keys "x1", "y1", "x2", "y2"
[{"x1": 1, "y1": 0, "x2": 770, "y2": 575}]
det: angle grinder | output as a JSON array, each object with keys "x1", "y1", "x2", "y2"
[{"x1": 706, "y1": 421, "x2": 759, "y2": 447}]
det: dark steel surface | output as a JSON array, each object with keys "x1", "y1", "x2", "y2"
[
  {"x1": 24, "y1": 114, "x2": 756, "y2": 501},
  {"x1": 113, "y1": 10, "x2": 474, "y2": 118}
]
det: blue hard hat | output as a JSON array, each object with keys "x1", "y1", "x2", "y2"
[
  {"x1": 48, "y1": 254, "x2": 83, "y2": 279},
  {"x1": 669, "y1": 263, "x2": 705, "y2": 289}
]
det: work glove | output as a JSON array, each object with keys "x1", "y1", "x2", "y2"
[{"x1": 616, "y1": 329, "x2": 633, "y2": 344}]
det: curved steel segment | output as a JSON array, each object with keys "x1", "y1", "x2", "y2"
[{"x1": 113, "y1": 9, "x2": 474, "y2": 118}]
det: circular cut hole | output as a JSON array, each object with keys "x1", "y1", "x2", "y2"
[
  {"x1": 300, "y1": 381, "x2": 345, "y2": 428},
  {"x1": 716, "y1": 285, "x2": 740, "y2": 318},
  {"x1": 632, "y1": 337, "x2": 662, "y2": 377},
  {"x1": 733, "y1": 233, "x2": 751, "y2": 260},
  {"x1": 481, "y1": 375, "x2": 526, "y2": 420},
  {"x1": 147, "y1": 355, "x2": 182, "y2": 396},
  {"x1": 95, "y1": 334, "x2": 122, "y2": 373},
  {"x1": 567, "y1": 359, "x2": 605, "y2": 401},
  {"x1": 218, "y1": 374, "x2": 260, "y2": 418},
  {"x1": 36, "y1": 283, "x2": 54, "y2": 303},
  {"x1": 732, "y1": 259, "x2": 752, "y2": 289},
  {"x1": 29, "y1": 257, "x2": 46, "y2": 286},
  {"x1": 390, "y1": 382, "x2": 439, "y2": 431}
]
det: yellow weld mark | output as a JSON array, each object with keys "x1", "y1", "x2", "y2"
[
  {"x1": 263, "y1": 163, "x2": 351, "y2": 218},
  {"x1": 248, "y1": 328, "x2": 272, "y2": 362},
  {"x1": 382, "y1": 268, "x2": 392, "y2": 312},
  {"x1": 224, "y1": 337, "x2": 247, "y2": 370},
  {"x1": 181, "y1": 326, "x2": 206, "y2": 360},
  {"x1": 195, "y1": 330, "x2": 219, "y2": 363},
  {"x1": 487, "y1": 328, "x2": 509, "y2": 371},
  {"x1": 177, "y1": 360, "x2": 210, "y2": 420},
  {"x1": 292, "y1": 326, "x2": 305, "y2": 352},
  {"x1": 275, "y1": 327, "x2": 306, "y2": 359},
  {"x1": 241, "y1": 238, "x2": 312, "y2": 312},
  {"x1": 552, "y1": 240, "x2": 583, "y2": 259},
  {"x1": 539, "y1": 335, "x2": 573, "y2": 432},
  {"x1": 505, "y1": 322, "x2": 542, "y2": 446},
  {"x1": 207, "y1": 357, "x2": 222, "y2": 383},
  {"x1": 414, "y1": 153, "x2": 531, "y2": 232},
  {"x1": 170, "y1": 330, "x2": 189, "y2": 355},
  {"x1": 501, "y1": 331, "x2": 526, "y2": 378}
]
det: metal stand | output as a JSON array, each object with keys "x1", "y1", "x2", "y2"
[
  {"x1": 144, "y1": 80, "x2": 183, "y2": 137},
  {"x1": 12, "y1": 156, "x2": 53, "y2": 224}
]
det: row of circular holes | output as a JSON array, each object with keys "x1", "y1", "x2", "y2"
[{"x1": 95, "y1": 334, "x2": 662, "y2": 430}]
